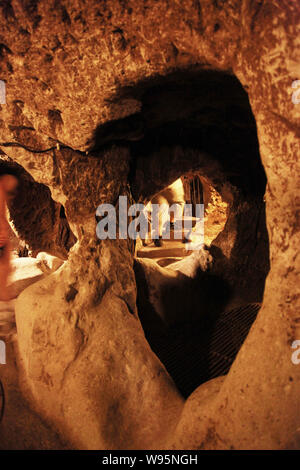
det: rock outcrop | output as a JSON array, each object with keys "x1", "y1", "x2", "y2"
[{"x1": 0, "y1": 0, "x2": 298, "y2": 450}]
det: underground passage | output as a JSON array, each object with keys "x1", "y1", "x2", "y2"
[{"x1": 0, "y1": 0, "x2": 299, "y2": 453}]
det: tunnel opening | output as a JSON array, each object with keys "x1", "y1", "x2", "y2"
[{"x1": 105, "y1": 69, "x2": 270, "y2": 398}]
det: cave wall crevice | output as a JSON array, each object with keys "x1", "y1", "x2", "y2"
[{"x1": 0, "y1": 0, "x2": 298, "y2": 450}]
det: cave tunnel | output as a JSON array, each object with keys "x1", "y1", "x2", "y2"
[
  {"x1": 0, "y1": 0, "x2": 299, "y2": 453},
  {"x1": 91, "y1": 69, "x2": 270, "y2": 398},
  {"x1": 0, "y1": 66, "x2": 284, "y2": 449}
]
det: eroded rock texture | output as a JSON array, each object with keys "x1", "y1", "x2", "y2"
[
  {"x1": 0, "y1": 156, "x2": 76, "y2": 258},
  {"x1": 0, "y1": 0, "x2": 299, "y2": 450}
]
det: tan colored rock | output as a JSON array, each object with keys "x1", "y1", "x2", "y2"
[
  {"x1": 0, "y1": 0, "x2": 298, "y2": 451},
  {"x1": 16, "y1": 235, "x2": 184, "y2": 449},
  {"x1": 36, "y1": 252, "x2": 65, "y2": 272}
]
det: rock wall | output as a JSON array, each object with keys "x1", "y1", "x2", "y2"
[
  {"x1": 0, "y1": 156, "x2": 76, "y2": 258},
  {"x1": 0, "y1": 0, "x2": 299, "y2": 450}
]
